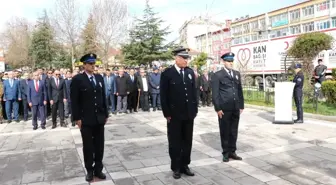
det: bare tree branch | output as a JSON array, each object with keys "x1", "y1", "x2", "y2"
[
  {"x1": 0, "y1": 17, "x2": 32, "y2": 68},
  {"x1": 92, "y1": 0, "x2": 129, "y2": 64},
  {"x1": 49, "y1": 0, "x2": 83, "y2": 55}
]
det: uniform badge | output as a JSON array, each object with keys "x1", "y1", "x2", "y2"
[
  {"x1": 188, "y1": 74, "x2": 192, "y2": 79},
  {"x1": 297, "y1": 78, "x2": 302, "y2": 82},
  {"x1": 99, "y1": 82, "x2": 102, "y2": 87},
  {"x1": 236, "y1": 75, "x2": 238, "y2": 80}
]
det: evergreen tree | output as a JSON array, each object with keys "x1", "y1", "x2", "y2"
[
  {"x1": 81, "y1": 14, "x2": 98, "y2": 55},
  {"x1": 122, "y1": 0, "x2": 173, "y2": 66},
  {"x1": 29, "y1": 10, "x2": 55, "y2": 69}
]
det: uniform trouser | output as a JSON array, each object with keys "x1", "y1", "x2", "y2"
[
  {"x1": 32, "y1": 105, "x2": 46, "y2": 127},
  {"x1": 51, "y1": 100, "x2": 65, "y2": 125},
  {"x1": 127, "y1": 91, "x2": 138, "y2": 111},
  {"x1": 201, "y1": 90, "x2": 211, "y2": 106},
  {"x1": 218, "y1": 110, "x2": 240, "y2": 155},
  {"x1": 106, "y1": 93, "x2": 116, "y2": 113},
  {"x1": 5, "y1": 100, "x2": 19, "y2": 121},
  {"x1": 151, "y1": 93, "x2": 161, "y2": 108},
  {"x1": 22, "y1": 99, "x2": 29, "y2": 121},
  {"x1": 294, "y1": 93, "x2": 303, "y2": 120},
  {"x1": 140, "y1": 91, "x2": 149, "y2": 111},
  {"x1": 117, "y1": 95, "x2": 127, "y2": 113},
  {"x1": 81, "y1": 124, "x2": 105, "y2": 173},
  {"x1": 167, "y1": 118, "x2": 194, "y2": 171}
]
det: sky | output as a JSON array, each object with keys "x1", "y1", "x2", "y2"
[{"x1": 0, "y1": 0, "x2": 306, "y2": 43}]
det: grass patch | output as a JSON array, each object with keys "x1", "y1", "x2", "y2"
[{"x1": 243, "y1": 90, "x2": 336, "y2": 116}]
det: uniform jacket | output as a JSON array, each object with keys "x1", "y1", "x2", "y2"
[
  {"x1": 48, "y1": 77, "x2": 66, "y2": 102},
  {"x1": 3, "y1": 79, "x2": 21, "y2": 101},
  {"x1": 212, "y1": 69, "x2": 244, "y2": 112},
  {"x1": 160, "y1": 66, "x2": 198, "y2": 120},
  {"x1": 27, "y1": 80, "x2": 47, "y2": 106},
  {"x1": 71, "y1": 73, "x2": 109, "y2": 126},
  {"x1": 149, "y1": 73, "x2": 160, "y2": 94},
  {"x1": 293, "y1": 71, "x2": 304, "y2": 94}
]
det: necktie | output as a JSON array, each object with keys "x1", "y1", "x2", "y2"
[
  {"x1": 180, "y1": 69, "x2": 184, "y2": 82},
  {"x1": 228, "y1": 70, "x2": 233, "y2": 78},
  {"x1": 90, "y1": 76, "x2": 96, "y2": 87},
  {"x1": 56, "y1": 79, "x2": 59, "y2": 87},
  {"x1": 35, "y1": 81, "x2": 39, "y2": 92}
]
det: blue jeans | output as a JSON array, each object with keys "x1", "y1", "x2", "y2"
[
  {"x1": 151, "y1": 93, "x2": 161, "y2": 108},
  {"x1": 5, "y1": 100, "x2": 19, "y2": 121}
]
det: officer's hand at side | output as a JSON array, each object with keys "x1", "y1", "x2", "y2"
[
  {"x1": 50, "y1": 100, "x2": 54, "y2": 105},
  {"x1": 29, "y1": 103, "x2": 32, "y2": 107},
  {"x1": 166, "y1": 117, "x2": 171, "y2": 123},
  {"x1": 76, "y1": 120, "x2": 82, "y2": 128},
  {"x1": 240, "y1": 109, "x2": 244, "y2": 114},
  {"x1": 217, "y1": 110, "x2": 224, "y2": 119}
]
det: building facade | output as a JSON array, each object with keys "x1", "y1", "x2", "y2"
[
  {"x1": 230, "y1": 0, "x2": 336, "y2": 87},
  {"x1": 195, "y1": 26, "x2": 231, "y2": 62},
  {"x1": 179, "y1": 16, "x2": 223, "y2": 50}
]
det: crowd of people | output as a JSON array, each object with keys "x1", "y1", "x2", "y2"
[{"x1": 0, "y1": 64, "x2": 217, "y2": 129}]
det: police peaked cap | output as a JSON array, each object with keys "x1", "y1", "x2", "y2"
[
  {"x1": 221, "y1": 52, "x2": 235, "y2": 62},
  {"x1": 80, "y1": 53, "x2": 97, "y2": 63}
]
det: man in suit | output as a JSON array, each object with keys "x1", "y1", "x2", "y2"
[
  {"x1": 115, "y1": 68, "x2": 130, "y2": 114},
  {"x1": 149, "y1": 67, "x2": 161, "y2": 111},
  {"x1": 71, "y1": 53, "x2": 109, "y2": 182},
  {"x1": 127, "y1": 69, "x2": 138, "y2": 113},
  {"x1": 137, "y1": 68, "x2": 150, "y2": 112},
  {"x1": 160, "y1": 47, "x2": 198, "y2": 179},
  {"x1": 104, "y1": 69, "x2": 116, "y2": 114},
  {"x1": 3, "y1": 71, "x2": 21, "y2": 123},
  {"x1": 20, "y1": 73, "x2": 30, "y2": 121},
  {"x1": 48, "y1": 70, "x2": 67, "y2": 128},
  {"x1": 28, "y1": 71, "x2": 47, "y2": 130},
  {"x1": 200, "y1": 69, "x2": 212, "y2": 107},
  {"x1": 64, "y1": 71, "x2": 73, "y2": 125},
  {"x1": 212, "y1": 52, "x2": 244, "y2": 162}
]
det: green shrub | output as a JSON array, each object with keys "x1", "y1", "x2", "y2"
[
  {"x1": 332, "y1": 68, "x2": 336, "y2": 80},
  {"x1": 321, "y1": 80, "x2": 336, "y2": 104}
]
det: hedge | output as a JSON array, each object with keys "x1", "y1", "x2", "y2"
[{"x1": 321, "y1": 80, "x2": 336, "y2": 104}]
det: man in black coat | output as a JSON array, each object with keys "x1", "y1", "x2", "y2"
[
  {"x1": 160, "y1": 47, "x2": 198, "y2": 179},
  {"x1": 71, "y1": 53, "x2": 109, "y2": 182},
  {"x1": 212, "y1": 52, "x2": 244, "y2": 162},
  {"x1": 293, "y1": 63, "x2": 304, "y2": 123}
]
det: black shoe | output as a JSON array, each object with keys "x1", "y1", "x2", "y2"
[
  {"x1": 294, "y1": 119, "x2": 304, "y2": 123},
  {"x1": 181, "y1": 166, "x2": 195, "y2": 176},
  {"x1": 52, "y1": 125, "x2": 56, "y2": 129},
  {"x1": 61, "y1": 124, "x2": 67, "y2": 128},
  {"x1": 94, "y1": 172, "x2": 106, "y2": 179},
  {"x1": 222, "y1": 153, "x2": 229, "y2": 162},
  {"x1": 8, "y1": 120, "x2": 12, "y2": 124},
  {"x1": 33, "y1": 126, "x2": 38, "y2": 130},
  {"x1": 229, "y1": 153, "x2": 242, "y2": 160},
  {"x1": 15, "y1": 120, "x2": 19, "y2": 123},
  {"x1": 134, "y1": 110, "x2": 138, "y2": 112},
  {"x1": 173, "y1": 170, "x2": 181, "y2": 179},
  {"x1": 85, "y1": 171, "x2": 94, "y2": 182},
  {"x1": 158, "y1": 108, "x2": 162, "y2": 111},
  {"x1": 72, "y1": 122, "x2": 76, "y2": 127},
  {"x1": 153, "y1": 108, "x2": 156, "y2": 112}
]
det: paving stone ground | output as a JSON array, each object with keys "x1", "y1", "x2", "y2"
[{"x1": 1, "y1": 107, "x2": 336, "y2": 185}]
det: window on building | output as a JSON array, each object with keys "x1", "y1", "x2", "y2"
[
  {"x1": 243, "y1": 35, "x2": 250, "y2": 43},
  {"x1": 290, "y1": 9, "x2": 300, "y2": 21},
  {"x1": 271, "y1": 28, "x2": 288, "y2": 38},
  {"x1": 233, "y1": 37, "x2": 243, "y2": 45},
  {"x1": 290, "y1": 25, "x2": 301, "y2": 34},
  {"x1": 316, "y1": 19, "x2": 330, "y2": 30},
  {"x1": 243, "y1": 23, "x2": 250, "y2": 33},
  {"x1": 251, "y1": 34, "x2": 258, "y2": 41},
  {"x1": 270, "y1": 13, "x2": 288, "y2": 25},
  {"x1": 332, "y1": 17, "x2": 336, "y2": 27},
  {"x1": 332, "y1": 0, "x2": 336, "y2": 8},
  {"x1": 251, "y1": 21, "x2": 258, "y2": 30},
  {"x1": 302, "y1": 5, "x2": 314, "y2": 17},
  {"x1": 259, "y1": 19, "x2": 266, "y2": 30},
  {"x1": 302, "y1": 22, "x2": 314, "y2": 32},
  {"x1": 317, "y1": 1, "x2": 330, "y2": 11}
]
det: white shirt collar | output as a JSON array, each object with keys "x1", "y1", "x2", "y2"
[
  {"x1": 174, "y1": 64, "x2": 182, "y2": 72},
  {"x1": 85, "y1": 72, "x2": 94, "y2": 79}
]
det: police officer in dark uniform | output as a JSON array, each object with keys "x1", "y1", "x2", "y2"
[
  {"x1": 160, "y1": 47, "x2": 198, "y2": 179},
  {"x1": 293, "y1": 63, "x2": 304, "y2": 123},
  {"x1": 71, "y1": 53, "x2": 109, "y2": 182},
  {"x1": 212, "y1": 52, "x2": 244, "y2": 162}
]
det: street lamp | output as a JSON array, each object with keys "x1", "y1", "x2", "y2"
[{"x1": 256, "y1": 27, "x2": 271, "y2": 93}]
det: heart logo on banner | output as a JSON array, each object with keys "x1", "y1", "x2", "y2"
[{"x1": 237, "y1": 48, "x2": 251, "y2": 68}]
